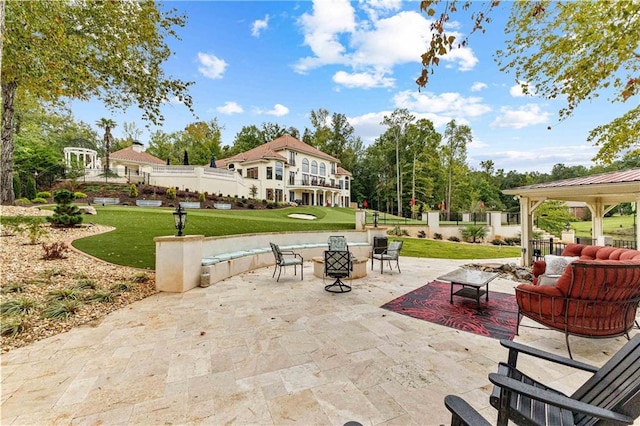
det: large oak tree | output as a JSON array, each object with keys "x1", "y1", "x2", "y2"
[
  {"x1": 1, "y1": 1, "x2": 193, "y2": 204},
  {"x1": 418, "y1": 1, "x2": 639, "y2": 164}
]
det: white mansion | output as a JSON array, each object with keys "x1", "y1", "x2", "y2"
[{"x1": 65, "y1": 135, "x2": 353, "y2": 207}]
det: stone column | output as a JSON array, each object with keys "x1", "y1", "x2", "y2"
[{"x1": 154, "y1": 235, "x2": 204, "y2": 292}]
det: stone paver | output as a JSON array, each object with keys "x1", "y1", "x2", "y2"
[{"x1": 2, "y1": 256, "x2": 637, "y2": 425}]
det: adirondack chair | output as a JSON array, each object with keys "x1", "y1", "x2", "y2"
[
  {"x1": 490, "y1": 335, "x2": 640, "y2": 426},
  {"x1": 444, "y1": 335, "x2": 640, "y2": 426}
]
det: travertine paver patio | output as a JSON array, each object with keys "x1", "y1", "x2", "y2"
[{"x1": 2, "y1": 256, "x2": 637, "y2": 425}]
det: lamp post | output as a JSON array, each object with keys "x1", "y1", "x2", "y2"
[
  {"x1": 173, "y1": 205, "x2": 187, "y2": 237},
  {"x1": 565, "y1": 221, "x2": 571, "y2": 231},
  {"x1": 373, "y1": 211, "x2": 379, "y2": 228}
]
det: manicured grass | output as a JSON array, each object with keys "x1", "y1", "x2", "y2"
[
  {"x1": 71, "y1": 206, "x2": 356, "y2": 269},
  {"x1": 393, "y1": 237, "x2": 521, "y2": 259},
  {"x1": 69, "y1": 206, "x2": 521, "y2": 269},
  {"x1": 571, "y1": 216, "x2": 636, "y2": 238}
]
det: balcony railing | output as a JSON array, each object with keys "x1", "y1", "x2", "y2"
[{"x1": 287, "y1": 178, "x2": 341, "y2": 189}]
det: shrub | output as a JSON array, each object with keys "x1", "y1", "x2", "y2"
[
  {"x1": 3, "y1": 216, "x2": 48, "y2": 244},
  {"x1": 31, "y1": 197, "x2": 47, "y2": 204},
  {"x1": 262, "y1": 199, "x2": 268, "y2": 205},
  {"x1": 433, "y1": 233, "x2": 443, "y2": 240},
  {"x1": 47, "y1": 189, "x2": 82, "y2": 227},
  {"x1": 15, "y1": 197, "x2": 30, "y2": 205},
  {"x1": 36, "y1": 191, "x2": 51, "y2": 199},
  {"x1": 388, "y1": 225, "x2": 409, "y2": 236},
  {"x1": 491, "y1": 239, "x2": 507, "y2": 246},
  {"x1": 247, "y1": 203, "x2": 255, "y2": 209},
  {"x1": 460, "y1": 225, "x2": 488, "y2": 243},
  {"x1": 85, "y1": 290, "x2": 115, "y2": 303},
  {"x1": 448, "y1": 236, "x2": 461, "y2": 242},
  {"x1": 504, "y1": 237, "x2": 521, "y2": 246},
  {"x1": 1, "y1": 297, "x2": 37, "y2": 315},
  {"x1": 74, "y1": 279, "x2": 97, "y2": 290},
  {"x1": 235, "y1": 201, "x2": 245, "y2": 207},
  {"x1": 43, "y1": 300, "x2": 83, "y2": 319},
  {"x1": 128, "y1": 184, "x2": 138, "y2": 197},
  {"x1": 165, "y1": 187, "x2": 177, "y2": 200},
  {"x1": 73, "y1": 191, "x2": 87, "y2": 199},
  {"x1": 24, "y1": 176, "x2": 37, "y2": 200},
  {"x1": 131, "y1": 273, "x2": 150, "y2": 283},
  {"x1": 48, "y1": 288, "x2": 80, "y2": 301},
  {"x1": 42, "y1": 241, "x2": 69, "y2": 260},
  {"x1": 111, "y1": 282, "x2": 134, "y2": 292},
  {"x1": 13, "y1": 174, "x2": 22, "y2": 199},
  {"x1": 417, "y1": 230, "x2": 426, "y2": 238},
  {"x1": 1, "y1": 282, "x2": 25, "y2": 294},
  {"x1": 1, "y1": 317, "x2": 25, "y2": 337}
]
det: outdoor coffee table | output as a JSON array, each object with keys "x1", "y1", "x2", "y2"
[{"x1": 437, "y1": 269, "x2": 500, "y2": 307}]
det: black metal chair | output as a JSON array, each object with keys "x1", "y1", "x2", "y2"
[
  {"x1": 328, "y1": 235, "x2": 348, "y2": 252},
  {"x1": 324, "y1": 250, "x2": 351, "y2": 293},
  {"x1": 269, "y1": 242, "x2": 303, "y2": 282},
  {"x1": 444, "y1": 335, "x2": 640, "y2": 426},
  {"x1": 372, "y1": 241, "x2": 402, "y2": 273},
  {"x1": 370, "y1": 236, "x2": 388, "y2": 270}
]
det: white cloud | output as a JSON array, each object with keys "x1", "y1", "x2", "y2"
[
  {"x1": 491, "y1": 104, "x2": 551, "y2": 129},
  {"x1": 197, "y1": 52, "x2": 227, "y2": 79},
  {"x1": 294, "y1": 1, "x2": 478, "y2": 85},
  {"x1": 471, "y1": 82, "x2": 487, "y2": 92},
  {"x1": 252, "y1": 15, "x2": 269, "y2": 37},
  {"x1": 216, "y1": 101, "x2": 243, "y2": 115},
  {"x1": 263, "y1": 104, "x2": 289, "y2": 117},
  {"x1": 332, "y1": 70, "x2": 395, "y2": 88},
  {"x1": 509, "y1": 81, "x2": 534, "y2": 97},
  {"x1": 393, "y1": 90, "x2": 492, "y2": 118},
  {"x1": 478, "y1": 144, "x2": 597, "y2": 173}
]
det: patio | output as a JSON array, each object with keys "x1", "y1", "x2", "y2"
[{"x1": 1, "y1": 256, "x2": 637, "y2": 425}]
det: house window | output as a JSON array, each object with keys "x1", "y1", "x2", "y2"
[
  {"x1": 289, "y1": 151, "x2": 296, "y2": 166},
  {"x1": 288, "y1": 171, "x2": 295, "y2": 185},
  {"x1": 302, "y1": 158, "x2": 309, "y2": 173},
  {"x1": 331, "y1": 163, "x2": 336, "y2": 174},
  {"x1": 345, "y1": 177, "x2": 349, "y2": 190},
  {"x1": 339, "y1": 180, "x2": 343, "y2": 189},
  {"x1": 302, "y1": 174, "x2": 309, "y2": 185},
  {"x1": 311, "y1": 160, "x2": 318, "y2": 175},
  {"x1": 275, "y1": 161, "x2": 283, "y2": 180},
  {"x1": 319, "y1": 163, "x2": 326, "y2": 176},
  {"x1": 266, "y1": 167, "x2": 273, "y2": 179},
  {"x1": 289, "y1": 191, "x2": 295, "y2": 202},
  {"x1": 246, "y1": 167, "x2": 258, "y2": 179}
]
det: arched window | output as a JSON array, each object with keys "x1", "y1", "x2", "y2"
[
  {"x1": 275, "y1": 161, "x2": 283, "y2": 180},
  {"x1": 302, "y1": 158, "x2": 309, "y2": 172},
  {"x1": 311, "y1": 160, "x2": 318, "y2": 175},
  {"x1": 319, "y1": 162, "x2": 326, "y2": 176}
]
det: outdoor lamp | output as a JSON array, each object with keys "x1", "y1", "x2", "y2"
[
  {"x1": 173, "y1": 205, "x2": 187, "y2": 236},
  {"x1": 373, "y1": 211, "x2": 379, "y2": 228},
  {"x1": 565, "y1": 221, "x2": 571, "y2": 231}
]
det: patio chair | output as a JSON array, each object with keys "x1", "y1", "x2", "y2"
[
  {"x1": 372, "y1": 240, "x2": 402, "y2": 273},
  {"x1": 270, "y1": 242, "x2": 303, "y2": 282},
  {"x1": 324, "y1": 250, "x2": 351, "y2": 293},
  {"x1": 489, "y1": 335, "x2": 640, "y2": 426},
  {"x1": 443, "y1": 335, "x2": 640, "y2": 426},
  {"x1": 370, "y1": 236, "x2": 388, "y2": 270},
  {"x1": 328, "y1": 235, "x2": 349, "y2": 251}
]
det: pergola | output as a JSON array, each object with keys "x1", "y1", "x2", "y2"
[{"x1": 502, "y1": 168, "x2": 640, "y2": 266}]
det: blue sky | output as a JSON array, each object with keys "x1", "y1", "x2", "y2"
[{"x1": 70, "y1": 0, "x2": 627, "y2": 173}]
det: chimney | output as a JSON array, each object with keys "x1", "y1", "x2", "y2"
[{"x1": 132, "y1": 140, "x2": 144, "y2": 153}]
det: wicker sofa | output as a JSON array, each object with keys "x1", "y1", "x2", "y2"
[{"x1": 517, "y1": 243, "x2": 640, "y2": 357}]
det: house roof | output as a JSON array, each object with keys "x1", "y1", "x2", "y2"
[
  {"x1": 217, "y1": 134, "x2": 343, "y2": 168},
  {"x1": 336, "y1": 166, "x2": 352, "y2": 177},
  {"x1": 109, "y1": 146, "x2": 166, "y2": 165},
  {"x1": 502, "y1": 168, "x2": 640, "y2": 204}
]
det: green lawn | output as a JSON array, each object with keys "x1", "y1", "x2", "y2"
[
  {"x1": 571, "y1": 216, "x2": 636, "y2": 238},
  {"x1": 68, "y1": 206, "x2": 521, "y2": 269}
]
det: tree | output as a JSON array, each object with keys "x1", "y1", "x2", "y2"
[
  {"x1": 231, "y1": 125, "x2": 264, "y2": 155},
  {"x1": 417, "y1": 1, "x2": 639, "y2": 164},
  {"x1": 442, "y1": 120, "x2": 471, "y2": 220},
  {"x1": 381, "y1": 109, "x2": 415, "y2": 217},
  {"x1": 1, "y1": 1, "x2": 193, "y2": 204},
  {"x1": 95, "y1": 118, "x2": 116, "y2": 173}
]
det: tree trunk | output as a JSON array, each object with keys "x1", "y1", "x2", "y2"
[{"x1": 1, "y1": 81, "x2": 17, "y2": 205}]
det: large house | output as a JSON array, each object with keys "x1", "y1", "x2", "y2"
[
  {"x1": 214, "y1": 135, "x2": 352, "y2": 207},
  {"x1": 67, "y1": 135, "x2": 353, "y2": 207}
]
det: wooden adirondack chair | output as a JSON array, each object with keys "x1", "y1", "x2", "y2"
[
  {"x1": 489, "y1": 335, "x2": 640, "y2": 426},
  {"x1": 443, "y1": 335, "x2": 640, "y2": 426}
]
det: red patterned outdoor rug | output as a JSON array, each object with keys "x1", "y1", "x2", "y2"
[{"x1": 381, "y1": 281, "x2": 519, "y2": 340}]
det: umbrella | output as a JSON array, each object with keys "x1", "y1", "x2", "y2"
[
  {"x1": 183, "y1": 150, "x2": 189, "y2": 165},
  {"x1": 209, "y1": 153, "x2": 216, "y2": 168}
]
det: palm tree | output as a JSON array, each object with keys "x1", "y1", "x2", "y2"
[{"x1": 96, "y1": 118, "x2": 117, "y2": 173}]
